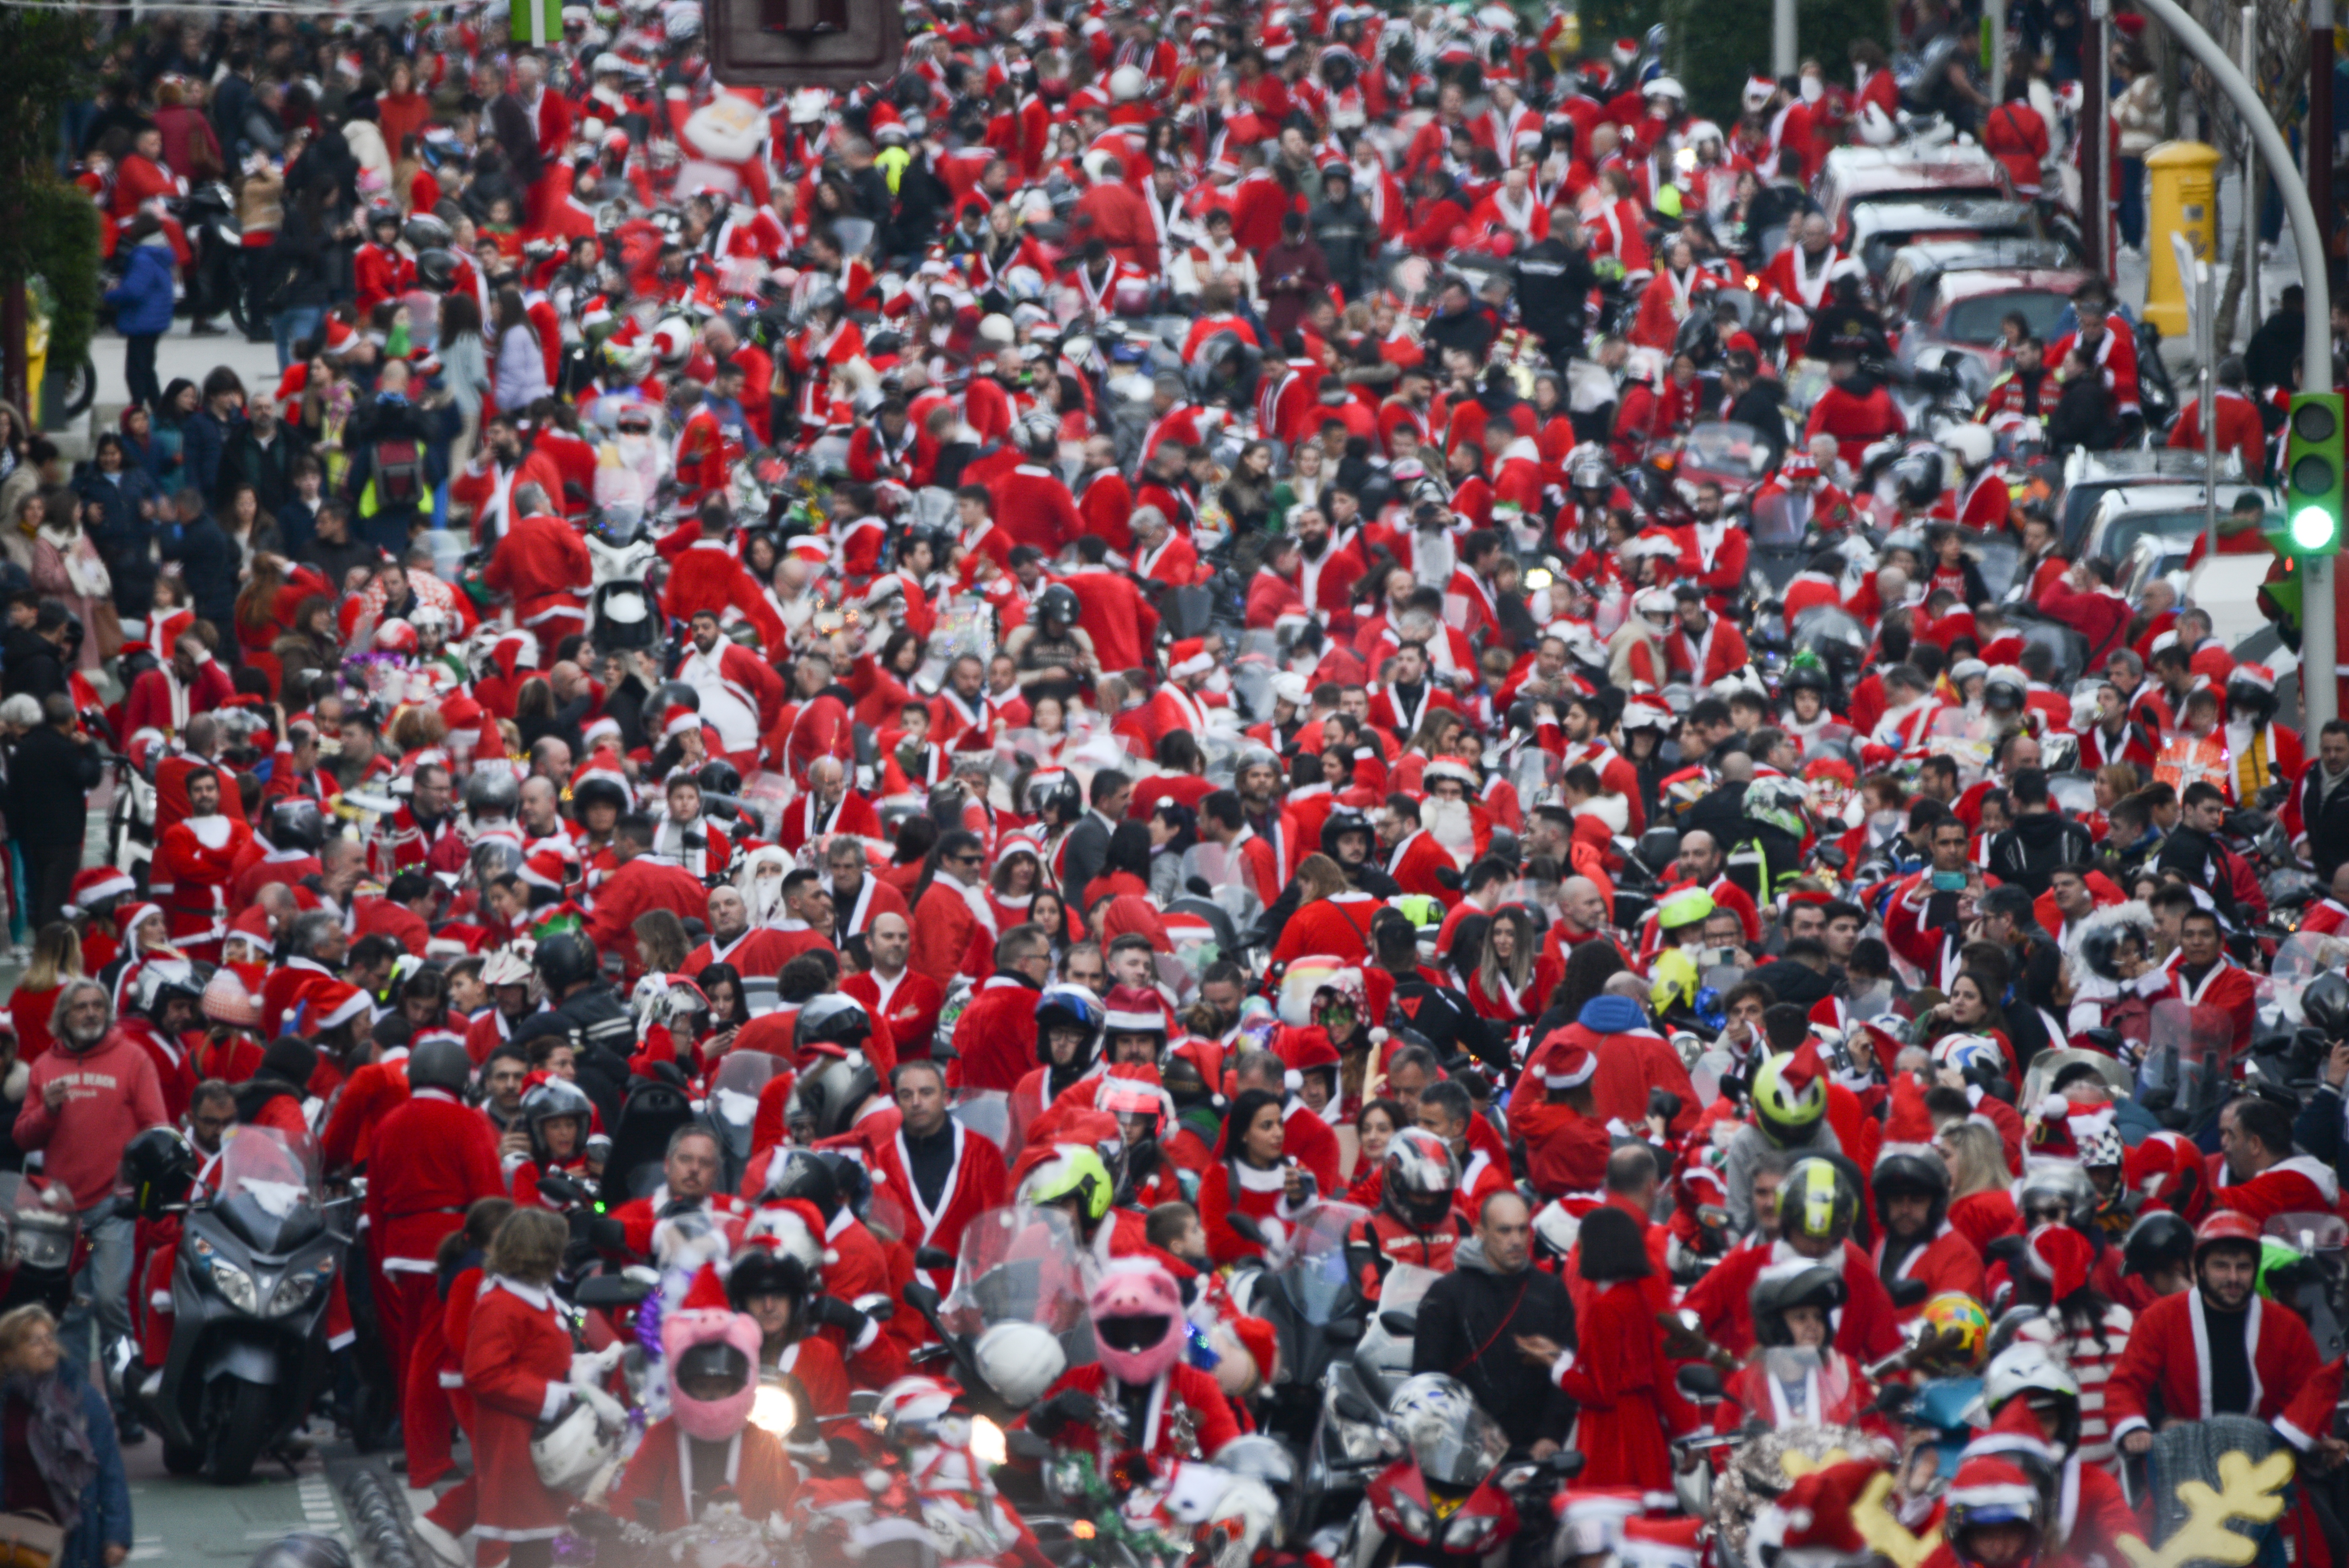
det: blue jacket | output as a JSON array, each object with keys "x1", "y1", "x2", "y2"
[
  {"x1": 102, "y1": 241, "x2": 177, "y2": 337},
  {"x1": 0, "y1": 1367, "x2": 132, "y2": 1568}
]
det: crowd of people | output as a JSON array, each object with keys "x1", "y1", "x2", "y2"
[{"x1": 10, "y1": 0, "x2": 2349, "y2": 1563}]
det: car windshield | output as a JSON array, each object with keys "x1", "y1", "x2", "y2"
[
  {"x1": 2106, "y1": 507, "x2": 2277, "y2": 562},
  {"x1": 1941, "y1": 291, "x2": 2068, "y2": 344}
]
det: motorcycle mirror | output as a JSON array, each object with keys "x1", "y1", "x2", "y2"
[
  {"x1": 1546, "y1": 1449, "x2": 1587, "y2": 1477},
  {"x1": 576, "y1": 1273, "x2": 654, "y2": 1308},
  {"x1": 1675, "y1": 1364, "x2": 1725, "y2": 1401},
  {"x1": 1981, "y1": 1234, "x2": 2028, "y2": 1269},
  {"x1": 537, "y1": 1173, "x2": 587, "y2": 1208},
  {"x1": 1378, "y1": 1311, "x2": 1418, "y2": 1338},
  {"x1": 1006, "y1": 1428, "x2": 1056, "y2": 1462},
  {"x1": 1226, "y1": 1213, "x2": 1267, "y2": 1246},
  {"x1": 915, "y1": 1247, "x2": 956, "y2": 1272},
  {"x1": 902, "y1": 1281, "x2": 943, "y2": 1317},
  {"x1": 1888, "y1": 1278, "x2": 1931, "y2": 1310}
]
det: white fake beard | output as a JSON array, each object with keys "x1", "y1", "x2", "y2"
[{"x1": 1422, "y1": 795, "x2": 1476, "y2": 853}]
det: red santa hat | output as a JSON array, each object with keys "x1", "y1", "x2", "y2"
[
  {"x1": 1422, "y1": 755, "x2": 1478, "y2": 789},
  {"x1": 1777, "y1": 1038, "x2": 1825, "y2": 1099},
  {"x1": 1945, "y1": 1451, "x2": 2044, "y2": 1521},
  {"x1": 1609, "y1": 36, "x2": 1641, "y2": 64},
  {"x1": 1780, "y1": 452, "x2": 1821, "y2": 480},
  {"x1": 2021, "y1": 1221, "x2": 2094, "y2": 1301},
  {"x1": 298, "y1": 976, "x2": 371, "y2": 1035},
  {"x1": 322, "y1": 316, "x2": 360, "y2": 358},
  {"x1": 786, "y1": 536, "x2": 829, "y2": 565},
  {"x1": 1621, "y1": 1518, "x2": 1705, "y2": 1568},
  {"x1": 1540, "y1": 1042, "x2": 1596, "y2": 1091},
  {"x1": 519, "y1": 850, "x2": 574, "y2": 897},
  {"x1": 662, "y1": 703, "x2": 701, "y2": 739},
  {"x1": 64, "y1": 868, "x2": 136, "y2": 917},
  {"x1": 1878, "y1": 1074, "x2": 1936, "y2": 1152},
  {"x1": 1743, "y1": 75, "x2": 1776, "y2": 108},
  {"x1": 1167, "y1": 638, "x2": 1213, "y2": 679},
  {"x1": 1101, "y1": 984, "x2": 1172, "y2": 1037},
  {"x1": 1227, "y1": 1313, "x2": 1278, "y2": 1383},
  {"x1": 2232, "y1": 662, "x2": 2277, "y2": 691},
  {"x1": 1750, "y1": 1459, "x2": 1881, "y2": 1564}
]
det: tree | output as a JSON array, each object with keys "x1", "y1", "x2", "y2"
[
  {"x1": 1663, "y1": 0, "x2": 1888, "y2": 130},
  {"x1": 0, "y1": 8, "x2": 102, "y2": 425},
  {"x1": 2177, "y1": 0, "x2": 2308, "y2": 347}
]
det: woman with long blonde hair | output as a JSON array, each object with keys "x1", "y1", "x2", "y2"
[{"x1": 10, "y1": 924, "x2": 82, "y2": 1063}]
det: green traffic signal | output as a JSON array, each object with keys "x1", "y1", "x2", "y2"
[{"x1": 2283, "y1": 393, "x2": 2346, "y2": 557}]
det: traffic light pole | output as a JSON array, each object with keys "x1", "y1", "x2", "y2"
[{"x1": 2131, "y1": 0, "x2": 2335, "y2": 730}]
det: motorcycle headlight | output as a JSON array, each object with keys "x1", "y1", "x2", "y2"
[
  {"x1": 969, "y1": 1415, "x2": 1006, "y2": 1468},
  {"x1": 268, "y1": 1255, "x2": 336, "y2": 1317},
  {"x1": 1444, "y1": 1512, "x2": 1501, "y2": 1554},
  {"x1": 749, "y1": 1381, "x2": 799, "y2": 1436},
  {"x1": 190, "y1": 1235, "x2": 257, "y2": 1313},
  {"x1": 1385, "y1": 1493, "x2": 1431, "y2": 1543}
]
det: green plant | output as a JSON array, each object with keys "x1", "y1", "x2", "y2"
[
  {"x1": 25, "y1": 183, "x2": 101, "y2": 375},
  {"x1": 1663, "y1": 0, "x2": 1887, "y2": 123}
]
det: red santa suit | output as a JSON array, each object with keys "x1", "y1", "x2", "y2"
[
  {"x1": 366, "y1": 1089, "x2": 505, "y2": 1408},
  {"x1": 2104, "y1": 1286, "x2": 2343, "y2": 1454},
  {"x1": 483, "y1": 510, "x2": 592, "y2": 651},
  {"x1": 151, "y1": 811, "x2": 253, "y2": 961},
  {"x1": 462, "y1": 1276, "x2": 576, "y2": 1550},
  {"x1": 865, "y1": 1119, "x2": 1007, "y2": 1288}
]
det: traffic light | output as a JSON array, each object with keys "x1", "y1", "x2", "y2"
[{"x1": 2285, "y1": 392, "x2": 2345, "y2": 556}]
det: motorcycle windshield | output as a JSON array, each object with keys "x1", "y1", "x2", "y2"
[
  {"x1": 2264, "y1": 1212, "x2": 2348, "y2": 1253},
  {"x1": 1274, "y1": 1201, "x2": 1371, "y2": 1327},
  {"x1": 1390, "y1": 1384, "x2": 1510, "y2": 1488},
  {"x1": 708, "y1": 1052, "x2": 777, "y2": 1133},
  {"x1": 941, "y1": 1204, "x2": 1092, "y2": 1339},
  {"x1": 2140, "y1": 998, "x2": 2240, "y2": 1100},
  {"x1": 214, "y1": 1126, "x2": 323, "y2": 1255},
  {"x1": 2273, "y1": 934, "x2": 2349, "y2": 1024}
]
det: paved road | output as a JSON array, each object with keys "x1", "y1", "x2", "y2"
[{"x1": 117, "y1": 1436, "x2": 365, "y2": 1565}]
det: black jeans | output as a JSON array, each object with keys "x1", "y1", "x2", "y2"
[
  {"x1": 21, "y1": 838, "x2": 78, "y2": 932},
  {"x1": 123, "y1": 333, "x2": 161, "y2": 411}
]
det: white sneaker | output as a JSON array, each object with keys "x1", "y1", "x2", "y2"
[{"x1": 410, "y1": 1516, "x2": 469, "y2": 1567}]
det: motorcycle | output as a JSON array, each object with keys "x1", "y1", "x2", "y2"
[
  {"x1": 0, "y1": 1174, "x2": 81, "y2": 1318},
  {"x1": 176, "y1": 180, "x2": 251, "y2": 338},
  {"x1": 153, "y1": 1128, "x2": 351, "y2": 1483},
  {"x1": 1336, "y1": 1372, "x2": 1579, "y2": 1568},
  {"x1": 585, "y1": 506, "x2": 663, "y2": 656}
]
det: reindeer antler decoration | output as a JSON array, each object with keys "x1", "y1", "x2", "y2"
[{"x1": 2116, "y1": 1450, "x2": 2295, "y2": 1568}]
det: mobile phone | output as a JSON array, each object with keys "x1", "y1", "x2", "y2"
[{"x1": 1931, "y1": 869, "x2": 1966, "y2": 892}]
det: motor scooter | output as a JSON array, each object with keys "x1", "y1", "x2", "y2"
[{"x1": 153, "y1": 1128, "x2": 351, "y2": 1484}]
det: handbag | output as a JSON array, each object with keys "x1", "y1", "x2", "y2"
[{"x1": 0, "y1": 1508, "x2": 65, "y2": 1568}]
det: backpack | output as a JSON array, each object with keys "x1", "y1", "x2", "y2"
[{"x1": 373, "y1": 438, "x2": 424, "y2": 507}]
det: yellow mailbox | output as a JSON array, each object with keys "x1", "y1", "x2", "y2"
[{"x1": 2143, "y1": 140, "x2": 2221, "y2": 336}]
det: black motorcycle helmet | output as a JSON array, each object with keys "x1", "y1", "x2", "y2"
[
  {"x1": 697, "y1": 759, "x2": 744, "y2": 800},
  {"x1": 534, "y1": 932, "x2": 600, "y2": 992},
  {"x1": 1751, "y1": 1264, "x2": 1847, "y2": 1348},
  {"x1": 1321, "y1": 806, "x2": 1374, "y2": 862},
  {"x1": 2121, "y1": 1210, "x2": 2195, "y2": 1282},
  {"x1": 408, "y1": 1038, "x2": 474, "y2": 1097},
  {"x1": 1870, "y1": 1148, "x2": 1951, "y2": 1234},
  {"x1": 763, "y1": 1146, "x2": 842, "y2": 1222},
  {"x1": 795, "y1": 993, "x2": 872, "y2": 1057},
  {"x1": 726, "y1": 1245, "x2": 815, "y2": 1314},
  {"x1": 403, "y1": 213, "x2": 453, "y2": 253},
  {"x1": 1036, "y1": 582, "x2": 1080, "y2": 630},
  {"x1": 817, "y1": 1149, "x2": 873, "y2": 1222},
  {"x1": 2304, "y1": 972, "x2": 2349, "y2": 1042},
  {"x1": 414, "y1": 247, "x2": 458, "y2": 294},
  {"x1": 572, "y1": 776, "x2": 631, "y2": 820},
  {"x1": 267, "y1": 797, "x2": 325, "y2": 854},
  {"x1": 121, "y1": 1126, "x2": 196, "y2": 1219}
]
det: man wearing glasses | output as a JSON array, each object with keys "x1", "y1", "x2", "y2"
[
  {"x1": 941, "y1": 922, "x2": 1055, "y2": 1095},
  {"x1": 911, "y1": 831, "x2": 997, "y2": 990}
]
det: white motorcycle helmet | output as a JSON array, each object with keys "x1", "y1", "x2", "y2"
[
  {"x1": 1942, "y1": 422, "x2": 1994, "y2": 472},
  {"x1": 531, "y1": 1399, "x2": 619, "y2": 1491},
  {"x1": 971, "y1": 1322, "x2": 1066, "y2": 1408}
]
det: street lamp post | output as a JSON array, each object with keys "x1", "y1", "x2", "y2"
[{"x1": 2131, "y1": 0, "x2": 2336, "y2": 729}]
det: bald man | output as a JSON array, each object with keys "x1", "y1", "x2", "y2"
[
  {"x1": 782, "y1": 754, "x2": 881, "y2": 851},
  {"x1": 843, "y1": 911, "x2": 946, "y2": 1060}
]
